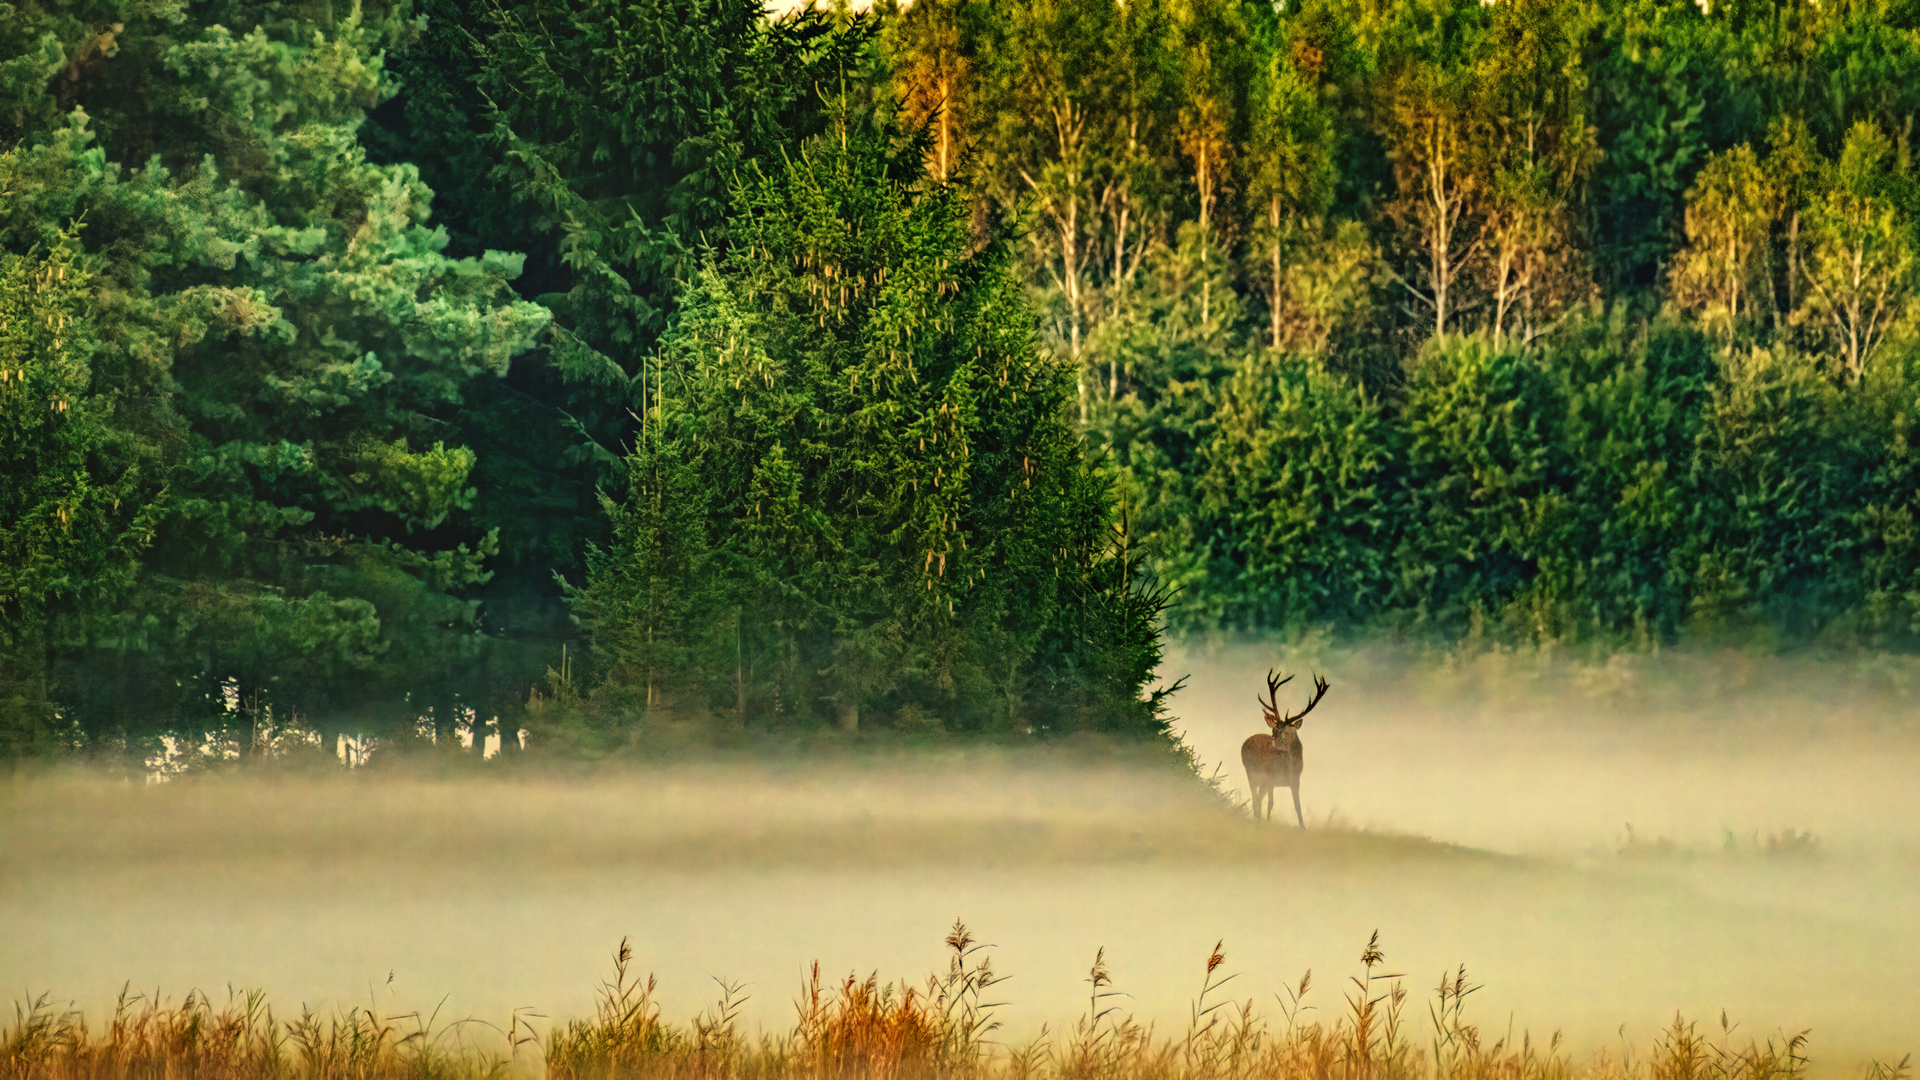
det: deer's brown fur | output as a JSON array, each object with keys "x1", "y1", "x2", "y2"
[{"x1": 1243, "y1": 670, "x2": 1328, "y2": 828}]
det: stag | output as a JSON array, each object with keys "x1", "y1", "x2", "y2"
[{"x1": 1242, "y1": 670, "x2": 1329, "y2": 827}]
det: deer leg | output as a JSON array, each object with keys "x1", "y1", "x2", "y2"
[{"x1": 1290, "y1": 784, "x2": 1304, "y2": 829}]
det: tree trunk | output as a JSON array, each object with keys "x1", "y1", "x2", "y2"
[
  {"x1": 735, "y1": 619, "x2": 747, "y2": 729},
  {"x1": 1065, "y1": 199, "x2": 1081, "y2": 363},
  {"x1": 1270, "y1": 195, "x2": 1284, "y2": 349},
  {"x1": 936, "y1": 74, "x2": 951, "y2": 183},
  {"x1": 1785, "y1": 211, "x2": 1800, "y2": 322},
  {"x1": 1429, "y1": 128, "x2": 1452, "y2": 338}
]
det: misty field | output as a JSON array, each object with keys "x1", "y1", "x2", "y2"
[{"x1": 4, "y1": 645, "x2": 1917, "y2": 1080}]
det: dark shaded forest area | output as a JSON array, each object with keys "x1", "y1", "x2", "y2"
[{"x1": 5, "y1": 0, "x2": 1920, "y2": 764}]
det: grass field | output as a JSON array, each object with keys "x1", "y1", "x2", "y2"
[
  {"x1": 4, "y1": 644, "x2": 1917, "y2": 1080},
  {"x1": 3, "y1": 923, "x2": 1909, "y2": 1080}
]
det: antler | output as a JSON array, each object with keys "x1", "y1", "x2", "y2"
[
  {"x1": 1257, "y1": 668, "x2": 1295, "y2": 719},
  {"x1": 1281, "y1": 674, "x2": 1331, "y2": 727}
]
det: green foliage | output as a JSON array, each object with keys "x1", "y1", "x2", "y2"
[
  {"x1": 1185, "y1": 351, "x2": 1389, "y2": 631},
  {"x1": 1796, "y1": 123, "x2": 1919, "y2": 378},
  {"x1": 1673, "y1": 144, "x2": 1775, "y2": 338},
  {"x1": 869, "y1": 0, "x2": 1920, "y2": 653},
  {"x1": 1585, "y1": 1, "x2": 1747, "y2": 289},
  {"x1": 1690, "y1": 345, "x2": 1864, "y2": 637},
  {"x1": 26, "y1": 0, "x2": 1920, "y2": 761},
  {"x1": 1389, "y1": 337, "x2": 1569, "y2": 632},
  {"x1": 367, "y1": 0, "x2": 877, "y2": 678},
  {"x1": 577, "y1": 115, "x2": 1171, "y2": 738},
  {"x1": 1851, "y1": 354, "x2": 1920, "y2": 638},
  {"x1": 0, "y1": 0, "x2": 549, "y2": 756},
  {"x1": 1537, "y1": 319, "x2": 1714, "y2": 642},
  {"x1": 0, "y1": 229, "x2": 160, "y2": 637},
  {"x1": 0, "y1": 227, "x2": 166, "y2": 757}
]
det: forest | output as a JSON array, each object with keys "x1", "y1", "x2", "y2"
[{"x1": 5, "y1": 0, "x2": 1920, "y2": 762}]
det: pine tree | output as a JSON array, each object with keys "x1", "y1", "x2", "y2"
[{"x1": 2, "y1": 0, "x2": 549, "y2": 754}]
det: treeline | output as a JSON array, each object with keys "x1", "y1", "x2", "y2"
[
  {"x1": 875, "y1": 0, "x2": 1920, "y2": 642},
  {"x1": 0, "y1": 0, "x2": 1170, "y2": 762},
  {"x1": 8, "y1": 0, "x2": 1920, "y2": 762}
]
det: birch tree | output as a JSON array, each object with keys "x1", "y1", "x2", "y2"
[
  {"x1": 1245, "y1": 50, "x2": 1335, "y2": 350},
  {"x1": 1383, "y1": 59, "x2": 1485, "y2": 340},
  {"x1": 1167, "y1": 0, "x2": 1252, "y2": 332},
  {"x1": 1798, "y1": 122, "x2": 1918, "y2": 380},
  {"x1": 977, "y1": 0, "x2": 1113, "y2": 389},
  {"x1": 1672, "y1": 145, "x2": 1775, "y2": 340},
  {"x1": 882, "y1": 0, "x2": 979, "y2": 183},
  {"x1": 1089, "y1": 0, "x2": 1178, "y2": 399},
  {"x1": 1476, "y1": 0, "x2": 1594, "y2": 346}
]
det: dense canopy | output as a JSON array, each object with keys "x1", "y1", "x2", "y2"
[{"x1": 7, "y1": 0, "x2": 1920, "y2": 764}]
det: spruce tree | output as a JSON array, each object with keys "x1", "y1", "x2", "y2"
[
  {"x1": 580, "y1": 109, "x2": 1172, "y2": 739},
  {"x1": 370, "y1": 0, "x2": 875, "y2": 682}
]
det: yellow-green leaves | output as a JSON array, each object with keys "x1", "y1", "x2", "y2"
[
  {"x1": 1673, "y1": 144, "x2": 1774, "y2": 340},
  {"x1": 0, "y1": 229, "x2": 165, "y2": 651},
  {"x1": 1799, "y1": 123, "x2": 1918, "y2": 380}
]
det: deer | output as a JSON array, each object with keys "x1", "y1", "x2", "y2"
[{"x1": 1242, "y1": 669, "x2": 1329, "y2": 827}]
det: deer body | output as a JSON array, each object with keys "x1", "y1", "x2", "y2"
[
  {"x1": 1245, "y1": 670, "x2": 1328, "y2": 828},
  {"x1": 1241, "y1": 728, "x2": 1303, "y2": 827}
]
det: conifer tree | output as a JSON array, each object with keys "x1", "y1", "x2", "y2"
[
  {"x1": 373, "y1": 0, "x2": 873, "y2": 671},
  {"x1": 1188, "y1": 350, "x2": 1388, "y2": 631},
  {"x1": 580, "y1": 108, "x2": 1172, "y2": 739},
  {"x1": 1, "y1": 0, "x2": 549, "y2": 752}
]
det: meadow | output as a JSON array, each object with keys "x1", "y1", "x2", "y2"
[
  {"x1": 9, "y1": 5, "x2": 1920, "y2": 1076},
  {"x1": 5, "y1": 644, "x2": 1917, "y2": 1080}
]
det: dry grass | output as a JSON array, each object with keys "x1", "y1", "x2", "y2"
[
  {"x1": 1, "y1": 984, "x2": 513, "y2": 1080},
  {"x1": 4, "y1": 926, "x2": 1907, "y2": 1080}
]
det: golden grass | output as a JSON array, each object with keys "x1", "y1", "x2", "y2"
[
  {"x1": 1, "y1": 984, "x2": 511, "y2": 1080},
  {"x1": 4, "y1": 926, "x2": 1907, "y2": 1080}
]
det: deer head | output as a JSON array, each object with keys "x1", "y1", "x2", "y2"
[{"x1": 1259, "y1": 669, "x2": 1329, "y2": 732}]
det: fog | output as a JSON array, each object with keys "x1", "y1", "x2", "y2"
[{"x1": 4, "y1": 643, "x2": 1917, "y2": 1075}]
